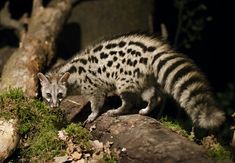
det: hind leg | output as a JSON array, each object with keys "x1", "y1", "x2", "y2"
[
  {"x1": 139, "y1": 87, "x2": 161, "y2": 115},
  {"x1": 106, "y1": 92, "x2": 134, "y2": 116}
]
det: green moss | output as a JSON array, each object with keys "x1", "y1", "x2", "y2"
[
  {"x1": 160, "y1": 116, "x2": 232, "y2": 160},
  {"x1": 160, "y1": 116, "x2": 190, "y2": 138},
  {"x1": 207, "y1": 143, "x2": 231, "y2": 160},
  {"x1": 0, "y1": 88, "x2": 67, "y2": 161},
  {"x1": 65, "y1": 123, "x2": 92, "y2": 149},
  {"x1": 0, "y1": 88, "x2": 24, "y2": 100},
  {"x1": 0, "y1": 88, "x2": 24, "y2": 120},
  {"x1": 25, "y1": 128, "x2": 66, "y2": 160},
  {"x1": 103, "y1": 153, "x2": 117, "y2": 163}
]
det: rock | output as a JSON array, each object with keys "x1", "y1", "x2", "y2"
[
  {"x1": 0, "y1": 118, "x2": 20, "y2": 162},
  {"x1": 60, "y1": 95, "x2": 88, "y2": 122},
  {"x1": 71, "y1": 151, "x2": 82, "y2": 160},
  {"x1": 91, "y1": 140, "x2": 104, "y2": 152},
  {"x1": 59, "y1": 96, "x2": 215, "y2": 162},
  {"x1": 86, "y1": 114, "x2": 215, "y2": 163},
  {"x1": 53, "y1": 155, "x2": 72, "y2": 163}
]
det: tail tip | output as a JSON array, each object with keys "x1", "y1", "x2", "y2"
[{"x1": 197, "y1": 108, "x2": 225, "y2": 129}]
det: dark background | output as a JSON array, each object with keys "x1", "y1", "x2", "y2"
[
  {"x1": 155, "y1": 0, "x2": 234, "y2": 91},
  {"x1": 0, "y1": 0, "x2": 234, "y2": 91},
  {"x1": 0, "y1": 0, "x2": 234, "y2": 153}
]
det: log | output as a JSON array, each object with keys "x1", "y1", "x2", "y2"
[
  {"x1": 0, "y1": 46, "x2": 16, "y2": 75},
  {"x1": 86, "y1": 114, "x2": 215, "y2": 163},
  {"x1": 0, "y1": 0, "x2": 73, "y2": 97}
]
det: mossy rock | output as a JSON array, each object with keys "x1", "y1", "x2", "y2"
[{"x1": 0, "y1": 89, "x2": 89, "y2": 161}]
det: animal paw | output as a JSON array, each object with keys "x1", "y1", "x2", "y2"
[
  {"x1": 139, "y1": 107, "x2": 150, "y2": 115},
  {"x1": 106, "y1": 109, "x2": 119, "y2": 116},
  {"x1": 84, "y1": 112, "x2": 98, "y2": 125}
]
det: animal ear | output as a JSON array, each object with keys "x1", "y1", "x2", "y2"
[
  {"x1": 37, "y1": 72, "x2": 49, "y2": 84},
  {"x1": 59, "y1": 72, "x2": 70, "y2": 84}
]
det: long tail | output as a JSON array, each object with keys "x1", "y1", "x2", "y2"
[{"x1": 151, "y1": 50, "x2": 225, "y2": 128}]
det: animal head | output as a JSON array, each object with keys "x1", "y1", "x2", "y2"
[{"x1": 37, "y1": 72, "x2": 70, "y2": 108}]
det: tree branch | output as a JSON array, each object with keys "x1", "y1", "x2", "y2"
[
  {"x1": 0, "y1": 1, "x2": 27, "y2": 38},
  {"x1": 0, "y1": 0, "x2": 73, "y2": 97}
]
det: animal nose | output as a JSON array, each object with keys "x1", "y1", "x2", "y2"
[{"x1": 50, "y1": 103, "x2": 58, "y2": 108}]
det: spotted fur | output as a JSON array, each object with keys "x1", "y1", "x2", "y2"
[{"x1": 38, "y1": 34, "x2": 225, "y2": 128}]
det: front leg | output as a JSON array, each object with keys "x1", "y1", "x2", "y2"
[{"x1": 85, "y1": 94, "x2": 105, "y2": 123}]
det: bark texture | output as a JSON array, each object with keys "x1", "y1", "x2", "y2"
[{"x1": 0, "y1": 0, "x2": 72, "y2": 97}]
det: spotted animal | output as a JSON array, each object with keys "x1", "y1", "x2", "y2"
[{"x1": 38, "y1": 34, "x2": 225, "y2": 128}]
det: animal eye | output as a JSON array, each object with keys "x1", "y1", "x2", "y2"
[
  {"x1": 46, "y1": 93, "x2": 52, "y2": 98},
  {"x1": 57, "y1": 93, "x2": 63, "y2": 99}
]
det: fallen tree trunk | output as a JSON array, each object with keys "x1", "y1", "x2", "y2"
[
  {"x1": 0, "y1": 0, "x2": 73, "y2": 97},
  {"x1": 86, "y1": 114, "x2": 215, "y2": 163}
]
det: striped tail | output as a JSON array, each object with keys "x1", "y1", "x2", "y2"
[{"x1": 151, "y1": 50, "x2": 225, "y2": 128}]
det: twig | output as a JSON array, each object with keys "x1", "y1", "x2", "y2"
[
  {"x1": 65, "y1": 99, "x2": 82, "y2": 106},
  {"x1": 160, "y1": 23, "x2": 168, "y2": 40},
  {"x1": 32, "y1": 0, "x2": 43, "y2": 17},
  {"x1": 174, "y1": 0, "x2": 184, "y2": 48},
  {"x1": 0, "y1": 1, "x2": 27, "y2": 39}
]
